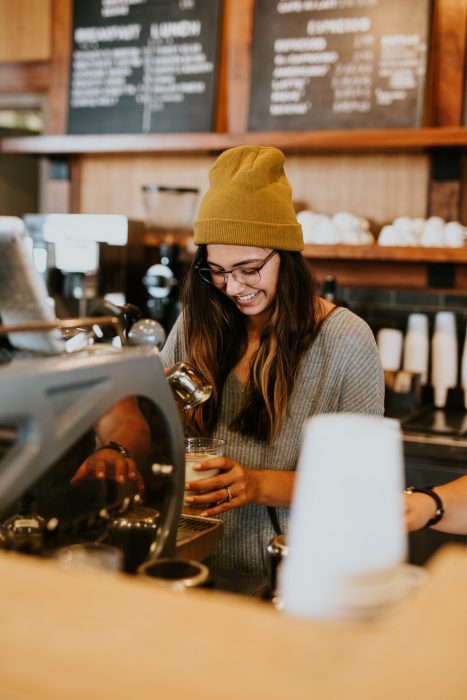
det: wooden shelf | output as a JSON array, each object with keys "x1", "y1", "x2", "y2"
[
  {"x1": 3, "y1": 126, "x2": 467, "y2": 155},
  {"x1": 303, "y1": 244, "x2": 467, "y2": 263}
]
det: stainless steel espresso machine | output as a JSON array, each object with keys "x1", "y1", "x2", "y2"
[
  {"x1": 0, "y1": 216, "x2": 221, "y2": 577},
  {"x1": 0, "y1": 344, "x2": 185, "y2": 565}
]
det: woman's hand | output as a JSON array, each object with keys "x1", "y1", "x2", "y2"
[
  {"x1": 184, "y1": 456, "x2": 258, "y2": 517},
  {"x1": 70, "y1": 448, "x2": 145, "y2": 492},
  {"x1": 404, "y1": 491, "x2": 437, "y2": 532}
]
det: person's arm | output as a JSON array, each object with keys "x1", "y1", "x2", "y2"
[
  {"x1": 93, "y1": 396, "x2": 151, "y2": 465},
  {"x1": 184, "y1": 456, "x2": 296, "y2": 517},
  {"x1": 405, "y1": 475, "x2": 467, "y2": 534},
  {"x1": 337, "y1": 317, "x2": 385, "y2": 416},
  {"x1": 70, "y1": 397, "x2": 151, "y2": 490}
]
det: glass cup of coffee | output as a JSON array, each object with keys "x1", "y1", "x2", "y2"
[{"x1": 184, "y1": 437, "x2": 226, "y2": 514}]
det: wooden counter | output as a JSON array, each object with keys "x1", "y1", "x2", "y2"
[{"x1": 1, "y1": 545, "x2": 467, "y2": 699}]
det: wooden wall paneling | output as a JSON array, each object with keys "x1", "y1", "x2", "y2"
[
  {"x1": 427, "y1": 0, "x2": 467, "y2": 126},
  {"x1": 78, "y1": 154, "x2": 217, "y2": 218},
  {"x1": 0, "y1": 0, "x2": 51, "y2": 62},
  {"x1": 428, "y1": 178, "x2": 462, "y2": 219},
  {"x1": 38, "y1": 157, "x2": 49, "y2": 212},
  {"x1": 0, "y1": 153, "x2": 39, "y2": 215},
  {"x1": 36, "y1": 0, "x2": 73, "y2": 213},
  {"x1": 284, "y1": 153, "x2": 430, "y2": 230},
  {"x1": 38, "y1": 156, "x2": 73, "y2": 214},
  {"x1": 306, "y1": 260, "x2": 429, "y2": 289},
  {"x1": 222, "y1": 0, "x2": 255, "y2": 133},
  {"x1": 455, "y1": 262, "x2": 467, "y2": 286},
  {"x1": 76, "y1": 152, "x2": 430, "y2": 229},
  {"x1": 0, "y1": 62, "x2": 49, "y2": 95},
  {"x1": 42, "y1": 179, "x2": 71, "y2": 213},
  {"x1": 213, "y1": 0, "x2": 229, "y2": 132},
  {"x1": 48, "y1": 0, "x2": 73, "y2": 135},
  {"x1": 69, "y1": 156, "x2": 81, "y2": 213},
  {"x1": 39, "y1": 154, "x2": 75, "y2": 214},
  {"x1": 459, "y1": 151, "x2": 467, "y2": 223}
]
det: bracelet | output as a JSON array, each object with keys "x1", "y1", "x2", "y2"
[
  {"x1": 405, "y1": 486, "x2": 444, "y2": 528},
  {"x1": 95, "y1": 441, "x2": 130, "y2": 458}
]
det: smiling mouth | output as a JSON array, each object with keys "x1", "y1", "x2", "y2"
[{"x1": 234, "y1": 290, "x2": 260, "y2": 304}]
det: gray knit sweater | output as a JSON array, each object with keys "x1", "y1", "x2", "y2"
[{"x1": 160, "y1": 307, "x2": 384, "y2": 576}]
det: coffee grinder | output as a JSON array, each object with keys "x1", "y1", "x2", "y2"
[
  {"x1": 141, "y1": 185, "x2": 199, "y2": 334},
  {"x1": 23, "y1": 213, "x2": 129, "y2": 318}
]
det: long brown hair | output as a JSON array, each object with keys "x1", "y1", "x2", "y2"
[{"x1": 181, "y1": 245, "x2": 321, "y2": 443}]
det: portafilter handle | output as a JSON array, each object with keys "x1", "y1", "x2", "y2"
[{"x1": 121, "y1": 319, "x2": 210, "y2": 408}]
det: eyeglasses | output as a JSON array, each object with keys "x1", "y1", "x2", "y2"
[{"x1": 195, "y1": 250, "x2": 278, "y2": 287}]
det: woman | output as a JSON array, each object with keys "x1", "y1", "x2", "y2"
[{"x1": 160, "y1": 145, "x2": 384, "y2": 575}]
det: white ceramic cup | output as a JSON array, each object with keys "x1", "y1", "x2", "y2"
[
  {"x1": 420, "y1": 216, "x2": 445, "y2": 246},
  {"x1": 444, "y1": 221, "x2": 465, "y2": 248},
  {"x1": 402, "y1": 313, "x2": 429, "y2": 384},
  {"x1": 377, "y1": 328, "x2": 403, "y2": 371}
]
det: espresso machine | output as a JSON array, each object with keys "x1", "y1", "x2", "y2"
[
  {"x1": 0, "y1": 216, "x2": 222, "y2": 577},
  {"x1": 0, "y1": 345, "x2": 185, "y2": 561}
]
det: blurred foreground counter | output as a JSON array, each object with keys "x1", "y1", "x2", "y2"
[{"x1": 1, "y1": 546, "x2": 467, "y2": 699}]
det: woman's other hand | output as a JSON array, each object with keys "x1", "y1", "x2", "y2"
[
  {"x1": 404, "y1": 490, "x2": 437, "y2": 531},
  {"x1": 70, "y1": 448, "x2": 145, "y2": 492}
]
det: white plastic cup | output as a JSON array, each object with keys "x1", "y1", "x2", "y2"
[
  {"x1": 431, "y1": 312, "x2": 458, "y2": 408},
  {"x1": 461, "y1": 326, "x2": 467, "y2": 410},
  {"x1": 377, "y1": 328, "x2": 403, "y2": 371},
  {"x1": 279, "y1": 414, "x2": 406, "y2": 621},
  {"x1": 402, "y1": 313, "x2": 429, "y2": 384}
]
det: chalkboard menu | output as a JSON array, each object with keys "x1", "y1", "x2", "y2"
[
  {"x1": 67, "y1": 0, "x2": 222, "y2": 134},
  {"x1": 249, "y1": 0, "x2": 432, "y2": 131}
]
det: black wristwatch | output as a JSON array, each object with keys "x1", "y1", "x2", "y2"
[
  {"x1": 96, "y1": 441, "x2": 130, "y2": 458},
  {"x1": 405, "y1": 485, "x2": 444, "y2": 528}
]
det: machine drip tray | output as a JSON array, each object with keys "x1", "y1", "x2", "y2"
[{"x1": 175, "y1": 513, "x2": 223, "y2": 562}]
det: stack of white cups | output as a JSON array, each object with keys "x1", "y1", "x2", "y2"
[
  {"x1": 461, "y1": 326, "x2": 467, "y2": 410},
  {"x1": 431, "y1": 312, "x2": 458, "y2": 408},
  {"x1": 376, "y1": 328, "x2": 403, "y2": 371},
  {"x1": 279, "y1": 413, "x2": 407, "y2": 622},
  {"x1": 402, "y1": 313, "x2": 429, "y2": 384}
]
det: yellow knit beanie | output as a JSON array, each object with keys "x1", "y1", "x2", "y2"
[{"x1": 194, "y1": 145, "x2": 304, "y2": 251}]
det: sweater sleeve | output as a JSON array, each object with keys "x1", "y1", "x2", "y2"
[
  {"x1": 337, "y1": 314, "x2": 385, "y2": 415},
  {"x1": 158, "y1": 313, "x2": 185, "y2": 369}
]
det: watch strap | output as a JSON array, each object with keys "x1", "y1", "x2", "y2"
[
  {"x1": 96, "y1": 441, "x2": 130, "y2": 458},
  {"x1": 405, "y1": 485, "x2": 444, "y2": 527}
]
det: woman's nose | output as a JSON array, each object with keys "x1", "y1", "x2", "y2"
[{"x1": 225, "y1": 272, "x2": 245, "y2": 293}]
